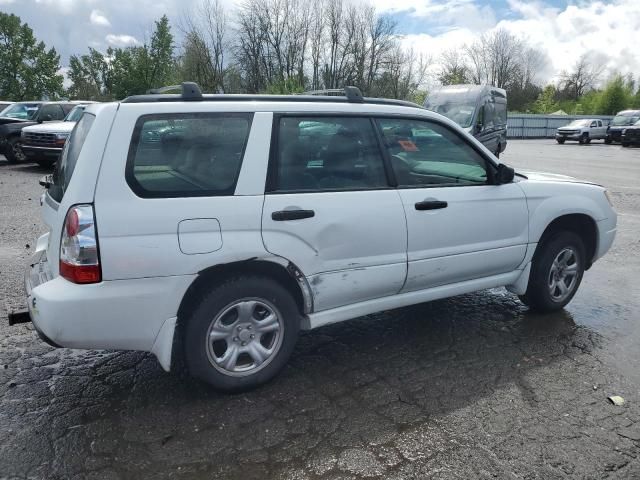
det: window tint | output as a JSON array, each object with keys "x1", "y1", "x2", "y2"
[
  {"x1": 377, "y1": 118, "x2": 488, "y2": 187},
  {"x1": 50, "y1": 113, "x2": 95, "y2": 202},
  {"x1": 590, "y1": 121, "x2": 597, "y2": 127},
  {"x1": 39, "y1": 104, "x2": 65, "y2": 121},
  {"x1": 273, "y1": 116, "x2": 387, "y2": 192},
  {"x1": 598, "y1": 120, "x2": 603, "y2": 127},
  {"x1": 127, "y1": 113, "x2": 252, "y2": 197}
]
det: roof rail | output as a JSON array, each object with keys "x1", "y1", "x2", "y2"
[
  {"x1": 145, "y1": 82, "x2": 203, "y2": 100},
  {"x1": 302, "y1": 86, "x2": 364, "y2": 103},
  {"x1": 122, "y1": 81, "x2": 422, "y2": 109}
]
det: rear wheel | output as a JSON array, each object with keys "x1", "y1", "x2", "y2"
[
  {"x1": 622, "y1": 141, "x2": 630, "y2": 148},
  {"x1": 519, "y1": 231, "x2": 586, "y2": 312},
  {"x1": 4, "y1": 137, "x2": 26, "y2": 164},
  {"x1": 184, "y1": 275, "x2": 301, "y2": 392}
]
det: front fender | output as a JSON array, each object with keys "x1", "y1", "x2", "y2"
[{"x1": 520, "y1": 182, "x2": 612, "y2": 243}]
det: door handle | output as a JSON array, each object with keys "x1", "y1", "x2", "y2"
[
  {"x1": 415, "y1": 200, "x2": 448, "y2": 211},
  {"x1": 271, "y1": 209, "x2": 315, "y2": 221}
]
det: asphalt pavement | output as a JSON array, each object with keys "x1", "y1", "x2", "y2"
[{"x1": 1, "y1": 140, "x2": 640, "y2": 479}]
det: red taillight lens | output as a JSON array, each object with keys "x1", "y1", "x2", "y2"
[{"x1": 59, "y1": 205, "x2": 101, "y2": 284}]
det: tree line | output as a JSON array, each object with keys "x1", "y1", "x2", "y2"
[{"x1": 1, "y1": 4, "x2": 640, "y2": 115}]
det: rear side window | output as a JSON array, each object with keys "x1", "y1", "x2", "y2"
[
  {"x1": 49, "y1": 113, "x2": 95, "y2": 202},
  {"x1": 127, "y1": 113, "x2": 252, "y2": 198},
  {"x1": 270, "y1": 116, "x2": 388, "y2": 192}
]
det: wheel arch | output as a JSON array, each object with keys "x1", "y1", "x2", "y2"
[
  {"x1": 170, "y1": 258, "x2": 312, "y2": 371},
  {"x1": 535, "y1": 213, "x2": 598, "y2": 270}
]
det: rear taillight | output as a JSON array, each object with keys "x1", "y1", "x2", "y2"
[{"x1": 59, "y1": 205, "x2": 101, "y2": 284}]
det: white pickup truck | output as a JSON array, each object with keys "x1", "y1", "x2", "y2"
[{"x1": 556, "y1": 119, "x2": 608, "y2": 144}]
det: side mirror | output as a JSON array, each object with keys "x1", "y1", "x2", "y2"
[{"x1": 495, "y1": 163, "x2": 515, "y2": 184}]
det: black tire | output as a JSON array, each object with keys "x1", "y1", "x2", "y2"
[
  {"x1": 622, "y1": 142, "x2": 630, "y2": 148},
  {"x1": 578, "y1": 133, "x2": 589, "y2": 145},
  {"x1": 35, "y1": 157, "x2": 56, "y2": 168},
  {"x1": 604, "y1": 137, "x2": 612, "y2": 145},
  {"x1": 4, "y1": 137, "x2": 26, "y2": 164},
  {"x1": 519, "y1": 231, "x2": 586, "y2": 313},
  {"x1": 556, "y1": 138, "x2": 565, "y2": 144},
  {"x1": 184, "y1": 275, "x2": 300, "y2": 392}
]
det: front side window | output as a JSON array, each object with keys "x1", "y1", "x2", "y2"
[
  {"x1": 377, "y1": 118, "x2": 489, "y2": 187},
  {"x1": 272, "y1": 116, "x2": 388, "y2": 192},
  {"x1": 127, "y1": 113, "x2": 252, "y2": 197}
]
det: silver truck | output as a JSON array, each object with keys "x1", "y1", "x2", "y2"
[{"x1": 556, "y1": 119, "x2": 608, "y2": 144}]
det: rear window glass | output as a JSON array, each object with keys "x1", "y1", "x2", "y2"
[
  {"x1": 49, "y1": 113, "x2": 95, "y2": 202},
  {"x1": 126, "y1": 113, "x2": 252, "y2": 198}
]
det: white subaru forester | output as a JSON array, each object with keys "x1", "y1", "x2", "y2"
[{"x1": 19, "y1": 84, "x2": 617, "y2": 391}]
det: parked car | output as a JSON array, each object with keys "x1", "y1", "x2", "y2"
[
  {"x1": 606, "y1": 110, "x2": 640, "y2": 144},
  {"x1": 424, "y1": 84, "x2": 508, "y2": 157},
  {"x1": 21, "y1": 105, "x2": 88, "y2": 167},
  {"x1": 621, "y1": 119, "x2": 640, "y2": 147},
  {"x1": 0, "y1": 101, "x2": 89, "y2": 164},
  {"x1": 14, "y1": 84, "x2": 616, "y2": 392},
  {"x1": 0, "y1": 101, "x2": 14, "y2": 114},
  {"x1": 555, "y1": 119, "x2": 608, "y2": 144}
]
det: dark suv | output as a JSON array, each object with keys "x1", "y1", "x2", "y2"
[
  {"x1": 606, "y1": 110, "x2": 640, "y2": 144},
  {"x1": 0, "y1": 102, "x2": 82, "y2": 163}
]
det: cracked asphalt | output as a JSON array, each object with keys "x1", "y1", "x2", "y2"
[{"x1": 1, "y1": 140, "x2": 640, "y2": 479}]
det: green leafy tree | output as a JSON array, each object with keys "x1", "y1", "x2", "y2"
[
  {"x1": 67, "y1": 47, "x2": 114, "y2": 100},
  {"x1": 597, "y1": 75, "x2": 632, "y2": 115},
  {"x1": 532, "y1": 85, "x2": 559, "y2": 114},
  {"x1": 0, "y1": 11, "x2": 63, "y2": 100},
  {"x1": 130, "y1": 15, "x2": 175, "y2": 94}
]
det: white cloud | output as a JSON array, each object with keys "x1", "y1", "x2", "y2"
[
  {"x1": 383, "y1": 0, "x2": 640, "y2": 85},
  {"x1": 105, "y1": 34, "x2": 139, "y2": 48},
  {"x1": 0, "y1": 0, "x2": 16, "y2": 5},
  {"x1": 34, "y1": 0, "x2": 77, "y2": 14},
  {"x1": 90, "y1": 10, "x2": 111, "y2": 27}
]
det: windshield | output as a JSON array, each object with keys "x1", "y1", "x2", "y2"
[
  {"x1": 64, "y1": 106, "x2": 85, "y2": 122},
  {"x1": 429, "y1": 103, "x2": 476, "y2": 128},
  {"x1": 1, "y1": 103, "x2": 41, "y2": 120},
  {"x1": 566, "y1": 120, "x2": 590, "y2": 127},
  {"x1": 612, "y1": 114, "x2": 640, "y2": 126}
]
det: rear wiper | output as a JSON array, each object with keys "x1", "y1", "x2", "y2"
[{"x1": 39, "y1": 174, "x2": 53, "y2": 189}]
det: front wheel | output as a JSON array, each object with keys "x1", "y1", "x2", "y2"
[
  {"x1": 622, "y1": 142, "x2": 630, "y2": 148},
  {"x1": 184, "y1": 276, "x2": 301, "y2": 392},
  {"x1": 519, "y1": 231, "x2": 586, "y2": 312},
  {"x1": 579, "y1": 133, "x2": 589, "y2": 145},
  {"x1": 4, "y1": 137, "x2": 26, "y2": 164},
  {"x1": 604, "y1": 137, "x2": 612, "y2": 145},
  {"x1": 556, "y1": 138, "x2": 565, "y2": 144}
]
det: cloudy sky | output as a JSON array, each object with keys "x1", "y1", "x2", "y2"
[{"x1": 0, "y1": 0, "x2": 639, "y2": 86}]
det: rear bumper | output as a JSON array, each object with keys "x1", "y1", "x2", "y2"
[{"x1": 24, "y1": 241, "x2": 194, "y2": 363}]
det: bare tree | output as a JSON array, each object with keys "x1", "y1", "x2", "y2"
[
  {"x1": 438, "y1": 48, "x2": 469, "y2": 85},
  {"x1": 180, "y1": 0, "x2": 228, "y2": 92},
  {"x1": 559, "y1": 54, "x2": 604, "y2": 100},
  {"x1": 465, "y1": 29, "x2": 523, "y2": 89}
]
